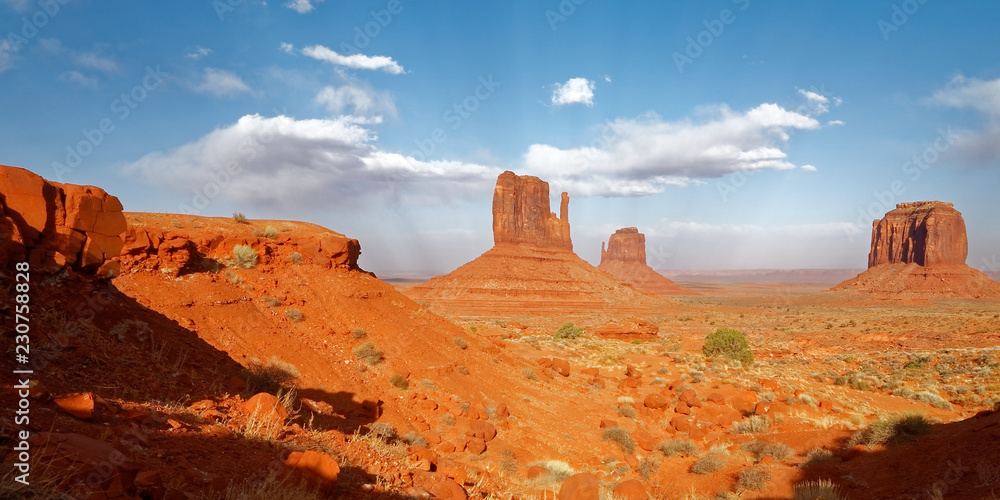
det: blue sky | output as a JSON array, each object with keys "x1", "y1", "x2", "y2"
[{"x1": 2, "y1": 0, "x2": 999, "y2": 276}]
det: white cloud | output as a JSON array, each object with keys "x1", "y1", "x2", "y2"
[
  {"x1": 314, "y1": 84, "x2": 396, "y2": 118},
  {"x1": 59, "y1": 70, "x2": 98, "y2": 88},
  {"x1": 932, "y1": 75, "x2": 1000, "y2": 115},
  {"x1": 932, "y1": 75, "x2": 1000, "y2": 165},
  {"x1": 76, "y1": 52, "x2": 119, "y2": 74},
  {"x1": 284, "y1": 0, "x2": 322, "y2": 13},
  {"x1": 191, "y1": 68, "x2": 253, "y2": 97},
  {"x1": 302, "y1": 45, "x2": 405, "y2": 74},
  {"x1": 603, "y1": 75, "x2": 612, "y2": 83},
  {"x1": 523, "y1": 98, "x2": 825, "y2": 196},
  {"x1": 279, "y1": 42, "x2": 295, "y2": 54},
  {"x1": 551, "y1": 77, "x2": 595, "y2": 107},
  {"x1": 800, "y1": 164, "x2": 818, "y2": 172},
  {"x1": 827, "y1": 120, "x2": 845, "y2": 126},
  {"x1": 185, "y1": 46, "x2": 213, "y2": 60},
  {"x1": 0, "y1": 40, "x2": 15, "y2": 75},
  {"x1": 123, "y1": 114, "x2": 498, "y2": 210}
]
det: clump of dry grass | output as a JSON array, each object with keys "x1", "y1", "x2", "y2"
[
  {"x1": 601, "y1": 427, "x2": 636, "y2": 454},
  {"x1": 737, "y1": 467, "x2": 772, "y2": 491},
  {"x1": 353, "y1": 342, "x2": 383, "y2": 365},
  {"x1": 245, "y1": 357, "x2": 299, "y2": 394},
  {"x1": 741, "y1": 440, "x2": 794, "y2": 462},
  {"x1": 690, "y1": 453, "x2": 726, "y2": 475},
  {"x1": 846, "y1": 412, "x2": 932, "y2": 448}
]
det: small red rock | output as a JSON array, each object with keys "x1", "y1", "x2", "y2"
[{"x1": 54, "y1": 392, "x2": 95, "y2": 419}]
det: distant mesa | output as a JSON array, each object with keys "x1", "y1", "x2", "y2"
[
  {"x1": 833, "y1": 201, "x2": 1000, "y2": 299},
  {"x1": 598, "y1": 227, "x2": 694, "y2": 295},
  {"x1": 406, "y1": 171, "x2": 663, "y2": 315}
]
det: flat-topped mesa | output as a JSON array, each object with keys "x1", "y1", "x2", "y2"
[
  {"x1": 868, "y1": 201, "x2": 968, "y2": 268},
  {"x1": 600, "y1": 227, "x2": 646, "y2": 265},
  {"x1": 492, "y1": 170, "x2": 572, "y2": 250}
]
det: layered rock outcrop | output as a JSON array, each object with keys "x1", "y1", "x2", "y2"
[
  {"x1": 0, "y1": 164, "x2": 125, "y2": 276},
  {"x1": 492, "y1": 171, "x2": 572, "y2": 250},
  {"x1": 834, "y1": 201, "x2": 1000, "y2": 299},
  {"x1": 118, "y1": 216, "x2": 361, "y2": 277},
  {"x1": 868, "y1": 201, "x2": 968, "y2": 267},
  {"x1": 597, "y1": 227, "x2": 693, "y2": 295}
]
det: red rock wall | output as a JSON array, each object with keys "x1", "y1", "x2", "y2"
[
  {"x1": 868, "y1": 201, "x2": 968, "y2": 268},
  {"x1": 0, "y1": 165, "x2": 125, "y2": 276},
  {"x1": 600, "y1": 227, "x2": 646, "y2": 265},
  {"x1": 492, "y1": 171, "x2": 572, "y2": 250}
]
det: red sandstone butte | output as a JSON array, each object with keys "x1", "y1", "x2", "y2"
[
  {"x1": 406, "y1": 172, "x2": 664, "y2": 315},
  {"x1": 0, "y1": 164, "x2": 126, "y2": 276},
  {"x1": 833, "y1": 201, "x2": 1000, "y2": 299},
  {"x1": 597, "y1": 227, "x2": 693, "y2": 295},
  {"x1": 868, "y1": 201, "x2": 968, "y2": 267},
  {"x1": 493, "y1": 170, "x2": 572, "y2": 250}
]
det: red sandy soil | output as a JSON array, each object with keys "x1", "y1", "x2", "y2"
[
  {"x1": 831, "y1": 263, "x2": 1000, "y2": 300},
  {"x1": 3, "y1": 214, "x2": 1000, "y2": 499}
]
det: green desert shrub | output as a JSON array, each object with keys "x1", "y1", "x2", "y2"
[
  {"x1": 554, "y1": 322, "x2": 583, "y2": 339},
  {"x1": 702, "y1": 327, "x2": 753, "y2": 364},
  {"x1": 232, "y1": 244, "x2": 258, "y2": 268}
]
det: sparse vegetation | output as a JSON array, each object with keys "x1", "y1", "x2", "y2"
[
  {"x1": 287, "y1": 252, "x2": 303, "y2": 264},
  {"x1": 793, "y1": 479, "x2": 844, "y2": 500},
  {"x1": 285, "y1": 308, "x2": 304, "y2": 322},
  {"x1": 245, "y1": 357, "x2": 299, "y2": 394},
  {"x1": 615, "y1": 404, "x2": 637, "y2": 419},
  {"x1": 690, "y1": 454, "x2": 726, "y2": 474},
  {"x1": 232, "y1": 244, "x2": 258, "y2": 268},
  {"x1": 389, "y1": 373, "x2": 409, "y2": 390},
  {"x1": 353, "y1": 342, "x2": 384, "y2": 365},
  {"x1": 368, "y1": 422, "x2": 397, "y2": 441},
  {"x1": 453, "y1": 336, "x2": 468, "y2": 349},
  {"x1": 637, "y1": 456, "x2": 659, "y2": 479},
  {"x1": 741, "y1": 440, "x2": 794, "y2": 462},
  {"x1": 847, "y1": 412, "x2": 932, "y2": 448},
  {"x1": 737, "y1": 467, "x2": 772, "y2": 491},
  {"x1": 522, "y1": 368, "x2": 538, "y2": 380},
  {"x1": 261, "y1": 295, "x2": 282, "y2": 307},
  {"x1": 554, "y1": 322, "x2": 583, "y2": 339},
  {"x1": 351, "y1": 328, "x2": 366, "y2": 339},
  {"x1": 702, "y1": 327, "x2": 753, "y2": 364},
  {"x1": 600, "y1": 427, "x2": 636, "y2": 454},
  {"x1": 733, "y1": 415, "x2": 770, "y2": 434},
  {"x1": 401, "y1": 431, "x2": 428, "y2": 447},
  {"x1": 263, "y1": 225, "x2": 279, "y2": 239},
  {"x1": 657, "y1": 438, "x2": 698, "y2": 457},
  {"x1": 233, "y1": 212, "x2": 248, "y2": 224},
  {"x1": 211, "y1": 472, "x2": 323, "y2": 500}
]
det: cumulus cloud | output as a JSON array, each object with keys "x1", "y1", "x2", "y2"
[
  {"x1": 314, "y1": 84, "x2": 396, "y2": 118},
  {"x1": 284, "y1": 0, "x2": 323, "y2": 13},
  {"x1": 123, "y1": 114, "x2": 498, "y2": 211},
  {"x1": 551, "y1": 77, "x2": 595, "y2": 107},
  {"x1": 302, "y1": 44, "x2": 405, "y2": 74},
  {"x1": 186, "y1": 46, "x2": 213, "y2": 60},
  {"x1": 523, "y1": 98, "x2": 828, "y2": 196},
  {"x1": 191, "y1": 68, "x2": 253, "y2": 97},
  {"x1": 59, "y1": 70, "x2": 98, "y2": 88},
  {"x1": 800, "y1": 164, "x2": 818, "y2": 172},
  {"x1": 76, "y1": 52, "x2": 120, "y2": 74},
  {"x1": 797, "y1": 88, "x2": 841, "y2": 116},
  {"x1": 932, "y1": 75, "x2": 1000, "y2": 165}
]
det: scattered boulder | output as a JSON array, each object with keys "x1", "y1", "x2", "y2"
[
  {"x1": 611, "y1": 479, "x2": 648, "y2": 500},
  {"x1": 284, "y1": 450, "x2": 341, "y2": 491},
  {"x1": 558, "y1": 472, "x2": 600, "y2": 500},
  {"x1": 53, "y1": 392, "x2": 95, "y2": 419},
  {"x1": 552, "y1": 358, "x2": 571, "y2": 377}
]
